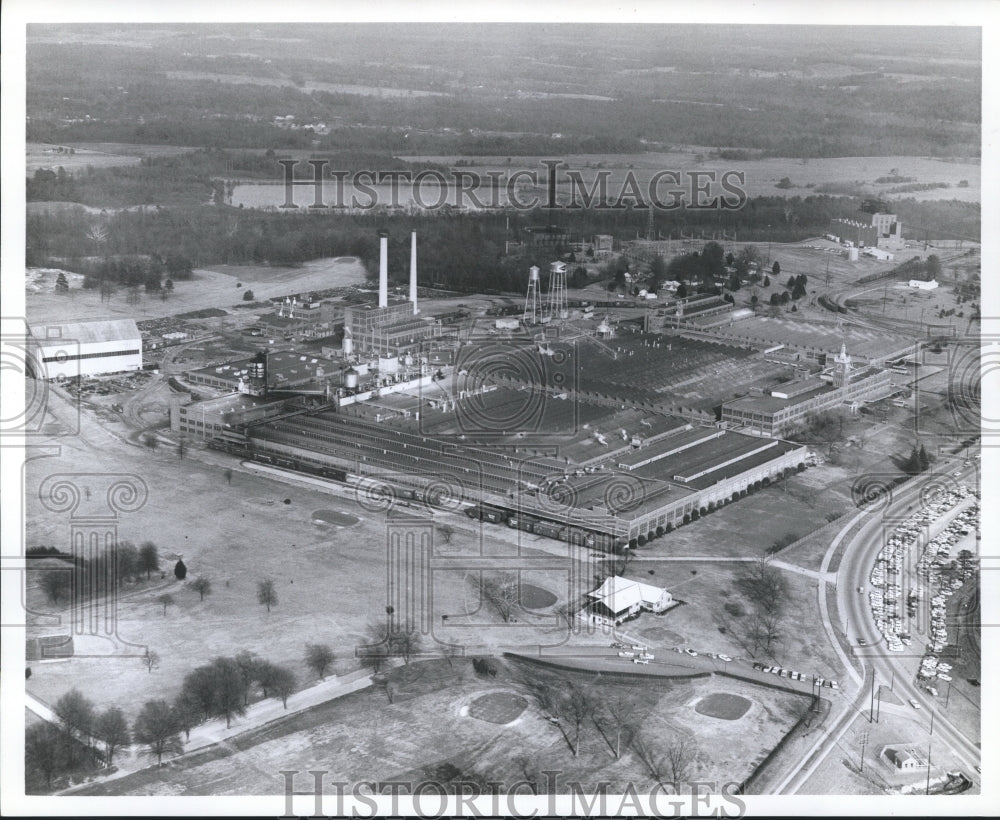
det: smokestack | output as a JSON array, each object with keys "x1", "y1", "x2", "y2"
[
  {"x1": 378, "y1": 231, "x2": 388, "y2": 308},
  {"x1": 410, "y1": 231, "x2": 418, "y2": 314}
]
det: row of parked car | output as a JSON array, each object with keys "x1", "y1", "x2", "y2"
[{"x1": 751, "y1": 662, "x2": 839, "y2": 688}]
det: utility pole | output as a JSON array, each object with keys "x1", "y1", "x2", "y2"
[
  {"x1": 876, "y1": 686, "x2": 882, "y2": 723},
  {"x1": 869, "y1": 670, "x2": 876, "y2": 722},
  {"x1": 926, "y1": 740, "x2": 933, "y2": 795}
]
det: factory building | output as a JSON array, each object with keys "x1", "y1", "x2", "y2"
[
  {"x1": 29, "y1": 319, "x2": 142, "y2": 379},
  {"x1": 172, "y1": 393, "x2": 297, "y2": 440},
  {"x1": 721, "y1": 345, "x2": 894, "y2": 437}
]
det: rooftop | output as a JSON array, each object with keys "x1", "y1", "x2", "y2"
[{"x1": 31, "y1": 318, "x2": 141, "y2": 346}]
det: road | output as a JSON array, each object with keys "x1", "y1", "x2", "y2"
[{"x1": 774, "y1": 461, "x2": 980, "y2": 793}]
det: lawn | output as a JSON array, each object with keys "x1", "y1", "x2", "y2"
[{"x1": 71, "y1": 656, "x2": 812, "y2": 796}]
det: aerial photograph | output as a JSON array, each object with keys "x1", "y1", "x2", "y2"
[{"x1": 2, "y1": 5, "x2": 994, "y2": 817}]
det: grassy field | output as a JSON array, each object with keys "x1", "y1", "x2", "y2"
[
  {"x1": 71, "y1": 656, "x2": 812, "y2": 795},
  {"x1": 396, "y1": 153, "x2": 981, "y2": 204}
]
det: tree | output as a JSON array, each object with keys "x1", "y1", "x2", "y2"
[
  {"x1": 132, "y1": 699, "x2": 182, "y2": 766},
  {"x1": 54, "y1": 688, "x2": 95, "y2": 747},
  {"x1": 769, "y1": 292, "x2": 781, "y2": 306},
  {"x1": 55, "y1": 272, "x2": 70, "y2": 293},
  {"x1": 25, "y1": 722, "x2": 65, "y2": 788},
  {"x1": 94, "y1": 707, "x2": 130, "y2": 767},
  {"x1": 142, "y1": 648, "x2": 161, "y2": 673},
  {"x1": 763, "y1": 275, "x2": 771, "y2": 287},
  {"x1": 174, "y1": 559, "x2": 187, "y2": 580},
  {"x1": 209, "y1": 656, "x2": 248, "y2": 728},
  {"x1": 305, "y1": 643, "x2": 335, "y2": 680},
  {"x1": 775, "y1": 177, "x2": 792, "y2": 189},
  {"x1": 234, "y1": 650, "x2": 261, "y2": 706},
  {"x1": 772, "y1": 261, "x2": 780, "y2": 276},
  {"x1": 598, "y1": 690, "x2": 638, "y2": 759},
  {"x1": 675, "y1": 282, "x2": 687, "y2": 298},
  {"x1": 189, "y1": 576, "x2": 212, "y2": 602},
  {"x1": 664, "y1": 734, "x2": 697, "y2": 784},
  {"x1": 269, "y1": 666, "x2": 296, "y2": 708},
  {"x1": 437, "y1": 523, "x2": 455, "y2": 544},
  {"x1": 926, "y1": 254, "x2": 942, "y2": 279},
  {"x1": 172, "y1": 693, "x2": 200, "y2": 741},
  {"x1": 918, "y1": 444, "x2": 931, "y2": 472},
  {"x1": 138, "y1": 541, "x2": 159, "y2": 579},
  {"x1": 358, "y1": 623, "x2": 392, "y2": 674},
  {"x1": 389, "y1": 621, "x2": 422, "y2": 665},
  {"x1": 158, "y1": 593, "x2": 174, "y2": 616},
  {"x1": 176, "y1": 439, "x2": 187, "y2": 460},
  {"x1": 475, "y1": 572, "x2": 519, "y2": 623},
  {"x1": 143, "y1": 433, "x2": 159, "y2": 451},
  {"x1": 224, "y1": 468, "x2": 233, "y2": 486},
  {"x1": 180, "y1": 665, "x2": 219, "y2": 721},
  {"x1": 560, "y1": 686, "x2": 596, "y2": 757},
  {"x1": 256, "y1": 579, "x2": 278, "y2": 613},
  {"x1": 243, "y1": 289, "x2": 255, "y2": 301},
  {"x1": 39, "y1": 569, "x2": 72, "y2": 605}
]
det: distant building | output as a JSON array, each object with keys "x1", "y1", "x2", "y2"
[
  {"x1": 909, "y1": 279, "x2": 939, "y2": 290},
  {"x1": 584, "y1": 576, "x2": 673, "y2": 627},
  {"x1": 29, "y1": 319, "x2": 142, "y2": 379}
]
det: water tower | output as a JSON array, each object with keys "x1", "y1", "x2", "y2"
[{"x1": 523, "y1": 265, "x2": 542, "y2": 324}]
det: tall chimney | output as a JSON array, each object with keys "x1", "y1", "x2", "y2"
[
  {"x1": 378, "y1": 231, "x2": 388, "y2": 308},
  {"x1": 409, "y1": 231, "x2": 418, "y2": 314}
]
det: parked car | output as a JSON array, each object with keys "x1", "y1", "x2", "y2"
[{"x1": 909, "y1": 699, "x2": 921, "y2": 709}]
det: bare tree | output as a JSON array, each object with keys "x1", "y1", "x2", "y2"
[
  {"x1": 132, "y1": 699, "x2": 182, "y2": 766},
  {"x1": 138, "y1": 541, "x2": 159, "y2": 579},
  {"x1": 176, "y1": 438, "x2": 187, "y2": 460},
  {"x1": 474, "y1": 572, "x2": 519, "y2": 623},
  {"x1": 94, "y1": 707, "x2": 130, "y2": 766},
  {"x1": 597, "y1": 690, "x2": 639, "y2": 759},
  {"x1": 189, "y1": 576, "x2": 212, "y2": 602},
  {"x1": 142, "y1": 649, "x2": 161, "y2": 674},
  {"x1": 172, "y1": 692, "x2": 200, "y2": 741},
  {"x1": 157, "y1": 593, "x2": 174, "y2": 616},
  {"x1": 437, "y1": 523, "x2": 455, "y2": 544},
  {"x1": 358, "y1": 621, "x2": 392, "y2": 674},
  {"x1": 234, "y1": 650, "x2": 261, "y2": 706},
  {"x1": 560, "y1": 686, "x2": 596, "y2": 757},
  {"x1": 389, "y1": 621, "x2": 422, "y2": 665},
  {"x1": 305, "y1": 643, "x2": 335, "y2": 680},
  {"x1": 270, "y1": 666, "x2": 296, "y2": 708},
  {"x1": 25, "y1": 723, "x2": 65, "y2": 789},
  {"x1": 209, "y1": 656, "x2": 247, "y2": 728},
  {"x1": 54, "y1": 688, "x2": 95, "y2": 756},
  {"x1": 256, "y1": 579, "x2": 278, "y2": 613},
  {"x1": 224, "y1": 468, "x2": 233, "y2": 485},
  {"x1": 664, "y1": 734, "x2": 698, "y2": 785}
]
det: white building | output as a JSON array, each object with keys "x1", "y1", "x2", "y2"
[
  {"x1": 584, "y1": 576, "x2": 673, "y2": 627},
  {"x1": 909, "y1": 279, "x2": 939, "y2": 291},
  {"x1": 30, "y1": 319, "x2": 142, "y2": 379}
]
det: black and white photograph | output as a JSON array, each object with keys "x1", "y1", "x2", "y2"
[{"x1": 1, "y1": 1, "x2": 996, "y2": 816}]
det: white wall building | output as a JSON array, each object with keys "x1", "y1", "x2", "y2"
[
  {"x1": 584, "y1": 576, "x2": 673, "y2": 627},
  {"x1": 30, "y1": 319, "x2": 143, "y2": 379}
]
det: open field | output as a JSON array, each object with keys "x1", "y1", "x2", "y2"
[
  {"x1": 397, "y1": 154, "x2": 981, "y2": 204},
  {"x1": 71, "y1": 656, "x2": 812, "y2": 795},
  {"x1": 27, "y1": 142, "x2": 193, "y2": 173},
  {"x1": 24, "y1": 257, "x2": 365, "y2": 325}
]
